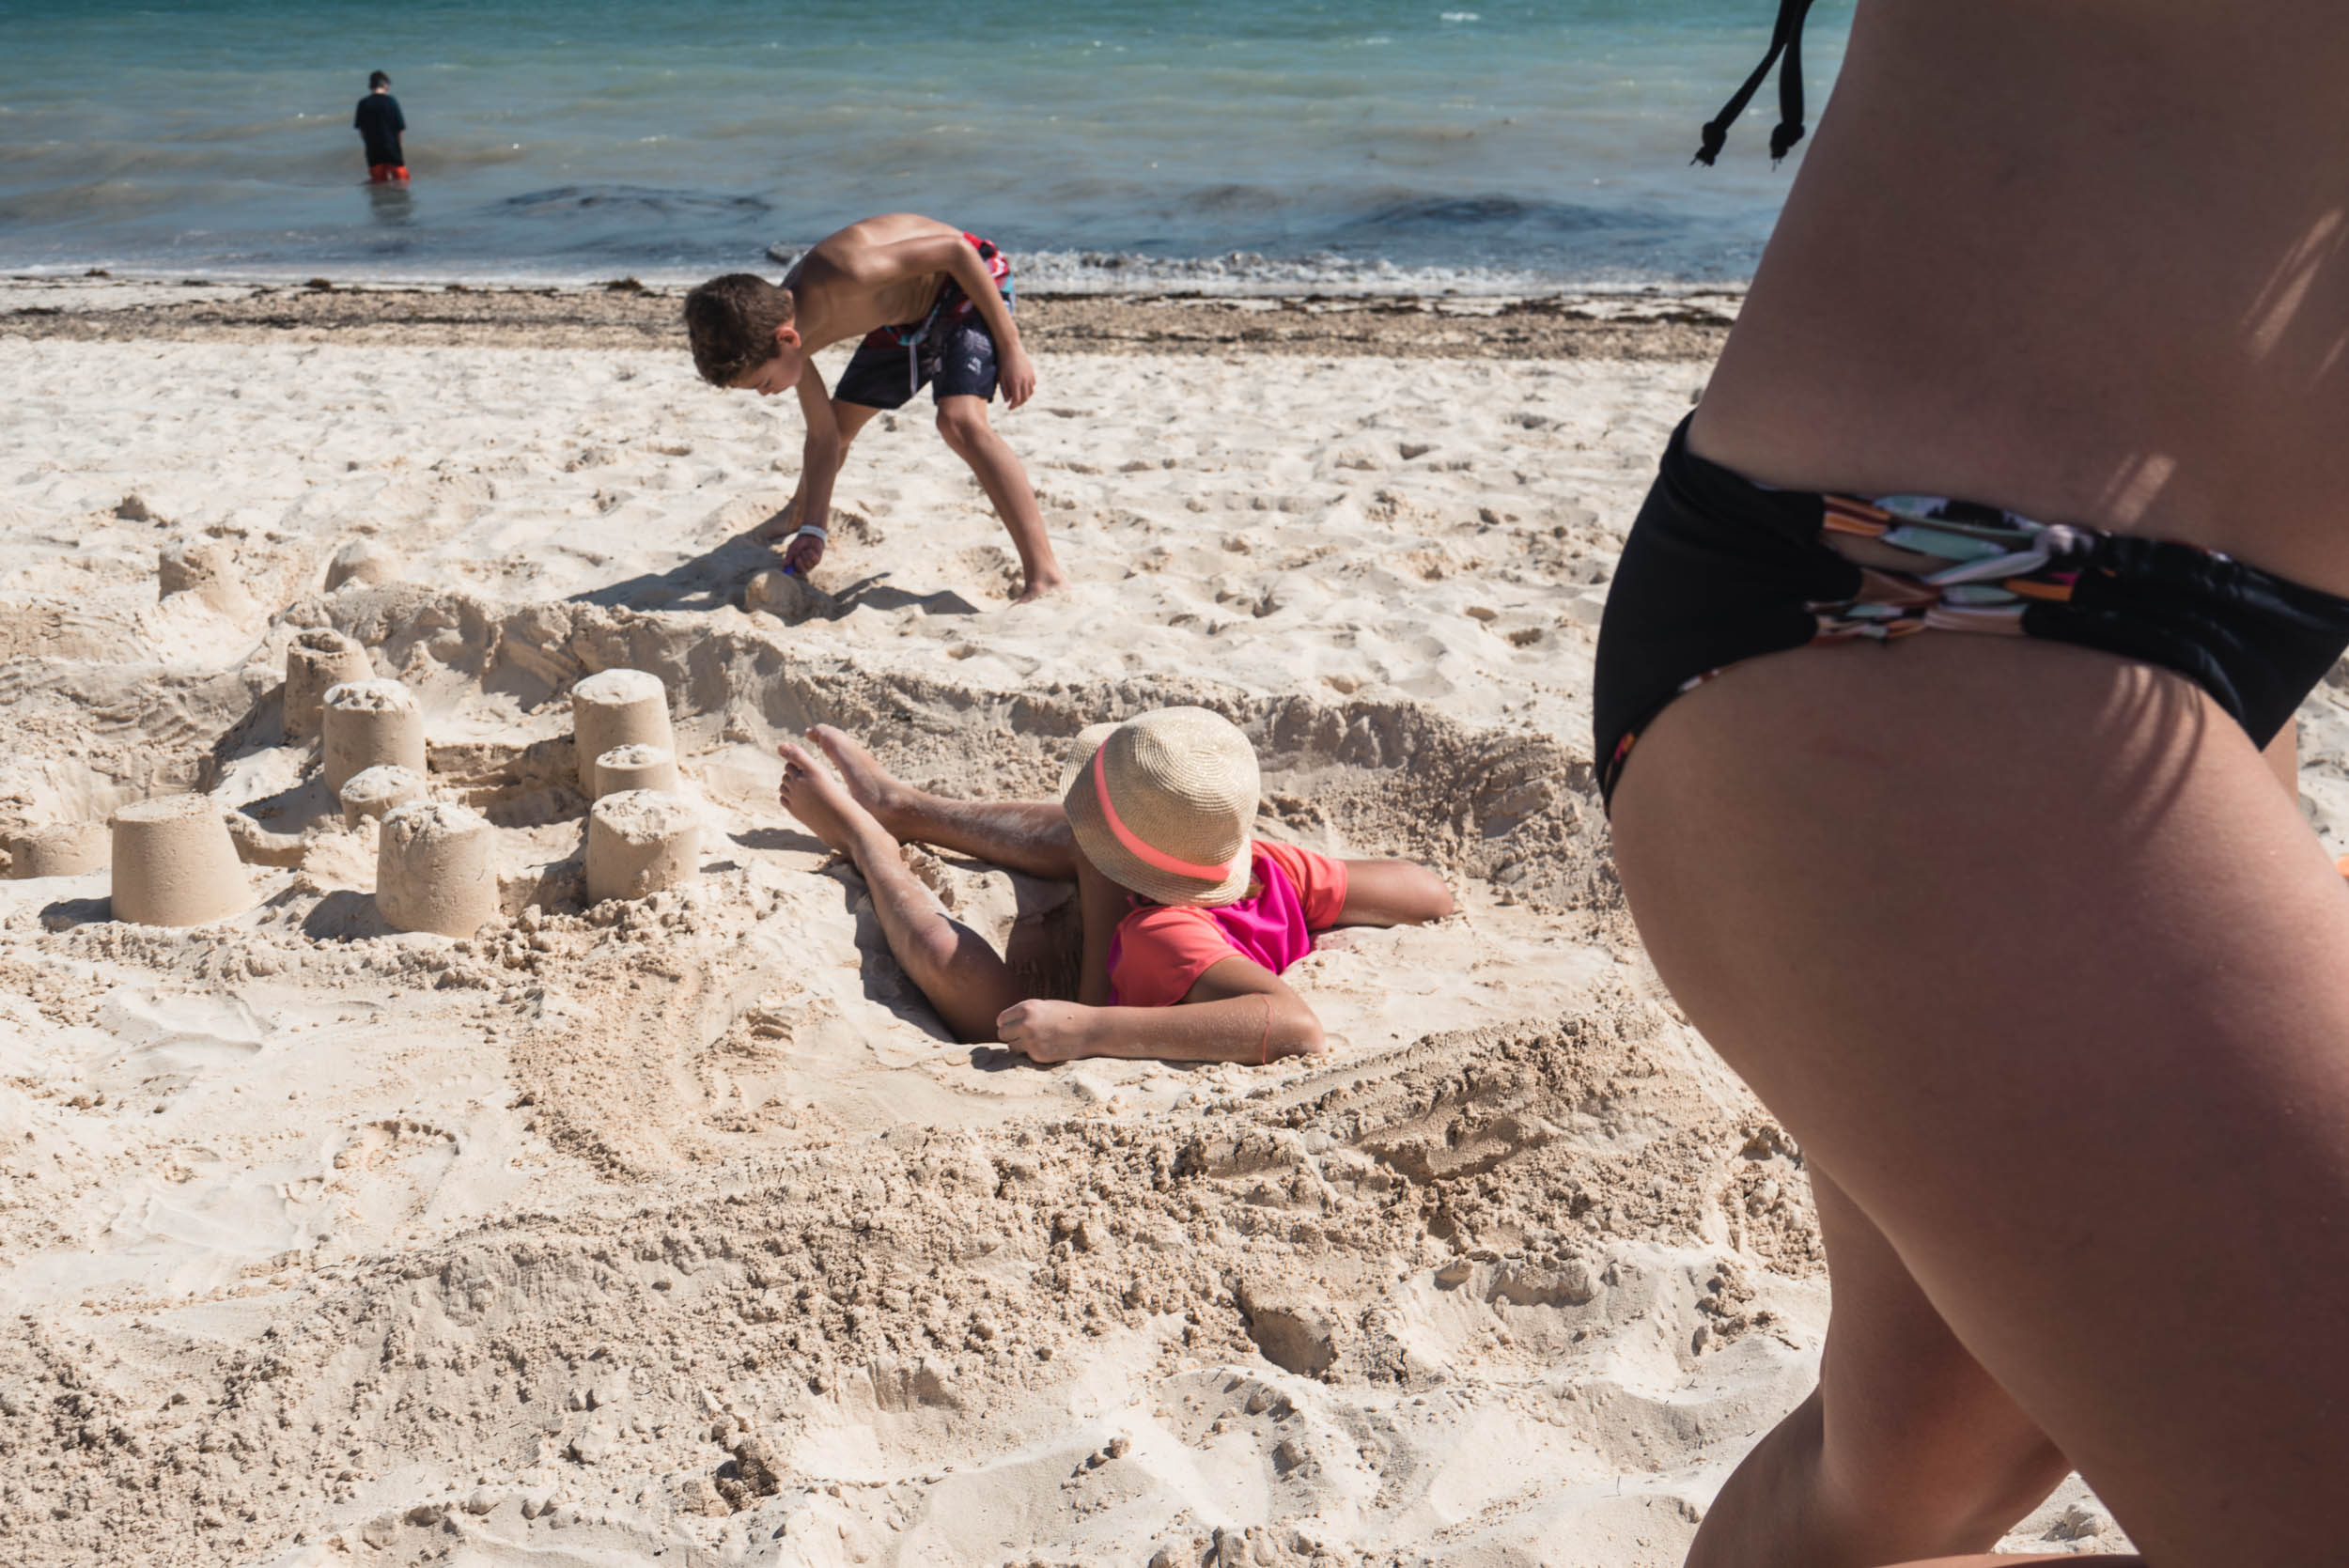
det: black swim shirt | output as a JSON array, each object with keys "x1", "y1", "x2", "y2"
[{"x1": 354, "y1": 94, "x2": 405, "y2": 164}]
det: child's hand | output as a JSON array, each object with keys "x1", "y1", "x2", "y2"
[
  {"x1": 780, "y1": 532, "x2": 825, "y2": 577},
  {"x1": 996, "y1": 998, "x2": 1098, "y2": 1062},
  {"x1": 999, "y1": 347, "x2": 1037, "y2": 411}
]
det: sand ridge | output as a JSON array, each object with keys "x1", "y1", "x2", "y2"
[{"x1": 1, "y1": 275, "x2": 1739, "y2": 362}]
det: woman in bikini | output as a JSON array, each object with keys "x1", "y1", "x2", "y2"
[
  {"x1": 775, "y1": 708, "x2": 1454, "y2": 1063},
  {"x1": 1601, "y1": 4, "x2": 2349, "y2": 1565}
]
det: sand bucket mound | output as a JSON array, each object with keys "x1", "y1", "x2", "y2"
[
  {"x1": 338, "y1": 763, "x2": 428, "y2": 829},
  {"x1": 376, "y1": 800, "x2": 500, "y2": 938},
  {"x1": 108, "y1": 793, "x2": 248, "y2": 925},
  {"x1": 284, "y1": 626, "x2": 371, "y2": 741},
  {"x1": 584, "y1": 789, "x2": 699, "y2": 903},
  {"x1": 592, "y1": 741, "x2": 679, "y2": 799},
  {"x1": 322, "y1": 676, "x2": 427, "y2": 795},
  {"x1": 6, "y1": 820, "x2": 108, "y2": 879}
]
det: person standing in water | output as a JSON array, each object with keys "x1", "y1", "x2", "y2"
[{"x1": 354, "y1": 70, "x2": 407, "y2": 183}]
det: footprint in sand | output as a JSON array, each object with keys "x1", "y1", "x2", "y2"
[
  {"x1": 330, "y1": 1117, "x2": 458, "y2": 1174},
  {"x1": 325, "y1": 1118, "x2": 460, "y2": 1234}
]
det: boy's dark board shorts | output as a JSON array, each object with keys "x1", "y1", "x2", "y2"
[{"x1": 833, "y1": 234, "x2": 1013, "y2": 411}]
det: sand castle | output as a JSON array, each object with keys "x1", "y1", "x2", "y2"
[
  {"x1": 742, "y1": 566, "x2": 826, "y2": 621},
  {"x1": 337, "y1": 764, "x2": 428, "y2": 829},
  {"x1": 593, "y1": 741, "x2": 680, "y2": 799},
  {"x1": 5, "y1": 821, "x2": 108, "y2": 880},
  {"x1": 307, "y1": 660, "x2": 703, "y2": 921},
  {"x1": 84, "y1": 655, "x2": 700, "y2": 938},
  {"x1": 285, "y1": 656, "x2": 708, "y2": 924},
  {"x1": 109, "y1": 794, "x2": 249, "y2": 925},
  {"x1": 570, "y1": 668, "x2": 672, "y2": 792},
  {"x1": 324, "y1": 538, "x2": 398, "y2": 592},
  {"x1": 375, "y1": 800, "x2": 500, "y2": 938},
  {"x1": 155, "y1": 537, "x2": 226, "y2": 598},
  {"x1": 585, "y1": 789, "x2": 700, "y2": 903},
  {"x1": 322, "y1": 677, "x2": 427, "y2": 795},
  {"x1": 283, "y1": 627, "x2": 373, "y2": 741},
  {"x1": 156, "y1": 536, "x2": 261, "y2": 618}
]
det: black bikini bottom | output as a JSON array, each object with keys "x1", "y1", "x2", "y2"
[{"x1": 1593, "y1": 418, "x2": 2349, "y2": 810}]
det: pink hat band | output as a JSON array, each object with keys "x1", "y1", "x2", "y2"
[{"x1": 1092, "y1": 750, "x2": 1242, "y2": 883}]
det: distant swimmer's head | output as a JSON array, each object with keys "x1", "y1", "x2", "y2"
[
  {"x1": 368, "y1": 70, "x2": 391, "y2": 91},
  {"x1": 1060, "y1": 707, "x2": 1261, "y2": 908},
  {"x1": 684, "y1": 273, "x2": 802, "y2": 396}
]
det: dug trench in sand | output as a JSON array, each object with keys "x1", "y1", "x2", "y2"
[
  {"x1": 775, "y1": 712, "x2": 1456, "y2": 1063},
  {"x1": 4, "y1": 280, "x2": 2320, "y2": 1564}
]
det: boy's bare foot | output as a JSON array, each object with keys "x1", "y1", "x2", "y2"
[
  {"x1": 806, "y1": 726, "x2": 917, "y2": 833},
  {"x1": 776, "y1": 741, "x2": 888, "y2": 858},
  {"x1": 1013, "y1": 571, "x2": 1070, "y2": 605}
]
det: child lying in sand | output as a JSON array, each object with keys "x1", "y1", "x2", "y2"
[
  {"x1": 777, "y1": 707, "x2": 1454, "y2": 1063},
  {"x1": 683, "y1": 212, "x2": 1068, "y2": 603}
]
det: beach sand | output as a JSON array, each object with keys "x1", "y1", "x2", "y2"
[{"x1": 7, "y1": 277, "x2": 2314, "y2": 1565}]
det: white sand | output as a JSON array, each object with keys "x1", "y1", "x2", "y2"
[{"x1": 0, "y1": 305, "x2": 2284, "y2": 1563}]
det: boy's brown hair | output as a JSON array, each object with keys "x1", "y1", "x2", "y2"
[{"x1": 682, "y1": 273, "x2": 796, "y2": 386}]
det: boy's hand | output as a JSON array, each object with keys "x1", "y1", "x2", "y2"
[
  {"x1": 998, "y1": 347, "x2": 1037, "y2": 411},
  {"x1": 780, "y1": 531, "x2": 826, "y2": 577},
  {"x1": 996, "y1": 998, "x2": 1098, "y2": 1062}
]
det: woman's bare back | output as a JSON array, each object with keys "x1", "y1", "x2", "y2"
[{"x1": 1692, "y1": 0, "x2": 2349, "y2": 594}]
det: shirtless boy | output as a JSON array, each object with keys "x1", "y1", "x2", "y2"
[{"x1": 683, "y1": 213, "x2": 1068, "y2": 602}]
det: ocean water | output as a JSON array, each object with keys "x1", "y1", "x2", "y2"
[{"x1": 0, "y1": 0, "x2": 1852, "y2": 291}]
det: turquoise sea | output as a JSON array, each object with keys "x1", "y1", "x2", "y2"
[{"x1": 0, "y1": 0, "x2": 1852, "y2": 289}]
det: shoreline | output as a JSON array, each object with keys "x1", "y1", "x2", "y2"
[{"x1": 1, "y1": 274, "x2": 1739, "y2": 361}]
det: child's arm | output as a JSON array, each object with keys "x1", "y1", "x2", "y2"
[
  {"x1": 864, "y1": 233, "x2": 1035, "y2": 408},
  {"x1": 782, "y1": 370, "x2": 846, "y2": 574},
  {"x1": 1072, "y1": 855, "x2": 1127, "y2": 1008},
  {"x1": 1331, "y1": 860, "x2": 1455, "y2": 926},
  {"x1": 995, "y1": 957, "x2": 1324, "y2": 1063}
]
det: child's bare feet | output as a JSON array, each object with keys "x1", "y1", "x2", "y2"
[
  {"x1": 776, "y1": 741, "x2": 887, "y2": 857},
  {"x1": 807, "y1": 725, "x2": 917, "y2": 833},
  {"x1": 1012, "y1": 570, "x2": 1069, "y2": 605}
]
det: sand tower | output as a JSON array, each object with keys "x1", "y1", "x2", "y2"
[
  {"x1": 7, "y1": 822, "x2": 108, "y2": 880},
  {"x1": 338, "y1": 765, "x2": 428, "y2": 830},
  {"x1": 110, "y1": 796, "x2": 249, "y2": 926},
  {"x1": 375, "y1": 800, "x2": 499, "y2": 938},
  {"x1": 586, "y1": 790, "x2": 700, "y2": 904},
  {"x1": 322, "y1": 678, "x2": 426, "y2": 796},
  {"x1": 594, "y1": 743, "x2": 681, "y2": 800},
  {"x1": 283, "y1": 628, "x2": 372, "y2": 742},
  {"x1": 571, "y1": 669, "x2": 672, "y2": 793},
  {"x1": 324, "y1": 538, "x2": 398, "y2": 592}
]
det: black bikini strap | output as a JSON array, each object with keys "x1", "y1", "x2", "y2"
[{"x1": 1692, "y1": 0, "x2": 1818, "y2": 166}]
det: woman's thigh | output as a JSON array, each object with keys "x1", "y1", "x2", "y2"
[
  {"x1": 1805, "y1": 1169, "x2": 2069, "y2": 1523},
  {"x1": 1610, "y1": 631, "x2": 2349, "y2": 1567}
]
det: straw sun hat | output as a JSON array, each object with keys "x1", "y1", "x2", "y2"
[{"x1": 1061, "y1": 706, "x2": 1260, "y2": 907}]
